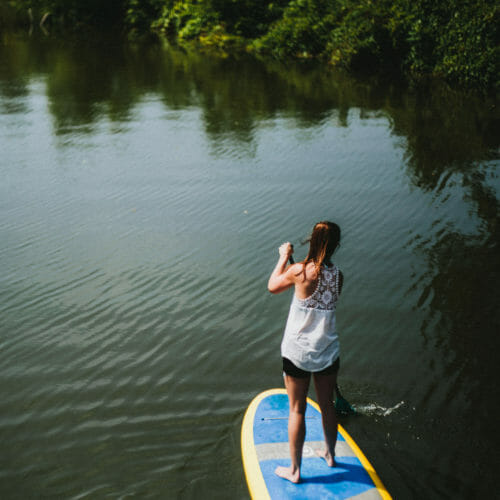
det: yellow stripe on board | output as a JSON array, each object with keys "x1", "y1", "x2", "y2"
[
  {"x1": 242, "y1": 389, "x2": 283, "y2": 500},
  {"x1": 307, "y1": 397, "x2": 392, "y2": 500}
]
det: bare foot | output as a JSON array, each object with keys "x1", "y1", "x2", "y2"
[
  {"x1": 315, "y1": 448, "x2": 336, "y2": 467},
  {"x1": 275, "y1": 465, "x2": 300, "y2": 483}
]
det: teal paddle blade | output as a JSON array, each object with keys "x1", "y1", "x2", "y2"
[
  {"x1": 335, "y1": 384, "x2": 356, "y2": 416},
  {"x1": 335, "y1": 395, "x2": 356, "y2": 416}
]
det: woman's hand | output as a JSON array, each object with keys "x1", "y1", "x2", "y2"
[{"x1": 279, "y1": 242, "x2": 293, "y2": 260}]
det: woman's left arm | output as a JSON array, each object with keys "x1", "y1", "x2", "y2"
[{"x1": 267, "y1": 242, "x2": 297, "y2": 294}]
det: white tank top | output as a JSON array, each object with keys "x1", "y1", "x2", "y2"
[{"x1": 281, "y1": 263, "x2": 341, "y2": 371}]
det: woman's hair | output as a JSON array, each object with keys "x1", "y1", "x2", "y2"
[{"x1": 303, "y1": 221, "x2": 341, "y2": 273}]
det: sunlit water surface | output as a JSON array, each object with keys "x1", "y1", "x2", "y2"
[{"x1": 1, "y1": 34, "x2": 499, "y2": 499}]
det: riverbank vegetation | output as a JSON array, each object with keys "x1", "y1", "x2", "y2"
[{"x1": 2, "y1": 0, "x2": 499, "y2": 92}]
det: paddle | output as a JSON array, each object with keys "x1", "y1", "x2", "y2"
[{"x1": 288, "y1": 251, "x2": 356, "y2": 416}]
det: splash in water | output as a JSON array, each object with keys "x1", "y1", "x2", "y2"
[{"x1": 356, "y1": 401, "x2": 405, "y2": 417}]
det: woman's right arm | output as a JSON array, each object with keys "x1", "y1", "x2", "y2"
[{"x1": 267, "y1": 242, "x2": 298, "y2": 294}]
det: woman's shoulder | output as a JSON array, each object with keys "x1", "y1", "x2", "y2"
[
  {"x1": 288, "y1": 261, "x2": 317, "y2": 282},
  {"x1": 288, "y1": 261, "x2": 306, "y2": 278},
  {"x1": 302, "y1": 261, "x2": 324, "y2": 286}
]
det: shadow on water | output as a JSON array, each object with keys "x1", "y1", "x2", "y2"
[
  {"x1": 393, "y1": 85, "x2": 499, "y2": 355},
  {"x1": 389, "y1": 85, "x2": 500, "y2": 497},
  {"x1": 397, "y1": 87, "x2": 499, "y2": 370}
]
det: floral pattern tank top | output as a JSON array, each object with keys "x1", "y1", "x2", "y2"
[{"x1": 281, "y1": 264, "x2": 341, "y2": 372}]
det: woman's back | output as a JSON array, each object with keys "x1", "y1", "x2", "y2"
[
  {"x1": 296, "y1": 263, "x2": 340, "y2": 310},
  {"x1": 281, "y1": 262, "x2": 341, "y2": 372},
  {"x1": 293, "y1": 261, "x2": 342, "y2": 306}
]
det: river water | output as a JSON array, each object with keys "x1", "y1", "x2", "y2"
[{"x1": 1, "y1": 33, "x2": 499, "y2": 499}]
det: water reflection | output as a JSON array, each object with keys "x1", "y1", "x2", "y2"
[
  {"x1": 0, "y1": 34, "x2": 398, "y2": 137},
  {"x1": 3, "y1": 34, "x2": 497, "y2": 164},
  {"x1": 390, "y1": 82, "x2": 500, "y2": 496},
  {"x1": 391, "y1": 83, "x2": 500, "y2": 352},
  {"x1": 1, "y1": 31, "x2": 499, "y2": 499},
  {"x1": 390, "y1": 85, "x2": 499, "y2": 192},
  {"x1": 417, "y1": 167, "x2": 499, "y2": 373}
]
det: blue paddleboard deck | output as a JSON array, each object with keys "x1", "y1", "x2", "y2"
[{"x1": 241, "y1": 388, "x2": 391, "y2": 500}]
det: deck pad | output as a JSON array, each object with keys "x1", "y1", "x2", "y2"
[{"x1": 242, "y1": 388, "x2": 391, "y2": 499}]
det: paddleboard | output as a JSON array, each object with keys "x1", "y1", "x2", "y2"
[{"x1": 241, "y1": 388, "x2": 391, "y2": 499}]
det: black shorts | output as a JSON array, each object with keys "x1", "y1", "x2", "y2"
[{"x1": 282, "y1": 357, "x2": 340, "y2": 379}]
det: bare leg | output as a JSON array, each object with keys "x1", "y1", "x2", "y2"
[
  {"x1": 275, "y1": 374, "x2": 310, "y2": 483},
  {"x1": 313, "y1": 370, "x2": 338, "y2": 467}
]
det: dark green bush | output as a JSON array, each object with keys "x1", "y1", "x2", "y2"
[
  {"x1": 2, "y1": 0, "x2": 498, "y2": 90},
  {"x1": 2, "y1": 0, "x2": 125, "y2": 29}
]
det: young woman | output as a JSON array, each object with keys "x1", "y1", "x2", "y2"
[{"x1": 267, "y1": 221, "x2": 343, "y2": 484}]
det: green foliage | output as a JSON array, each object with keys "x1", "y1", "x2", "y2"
[
  {"x1": 2, "y1": 0, "x2": 498, "y2": 90},
  {"x1": 432, "y1": 1, "x2": 500, "y2": 90},
  {"x1": 125, "y1": 0, "x2": 164, "y2": 35},
  {"x1": 151, "y1": 0, "x2": 288, "y2": 45},
  {"x1": 254, "y1": 0, "x2": 499, "y2": 89},
  {"x1": 151, "y1": 1, "x2": 218, "y2": 39},
  {"x1": 254, "y1": 0, "x2": 337, "y2": 58},
  {"x1": 324, "y1": 0, "x2": 393, "y2": 70},
  {"x1": 2, "y1": 0, "x2": 125, "y2": 29},
  {"x1": 254, "y1": 0, "x2": 401, "y2": 72},
  {"x1": 387, "y1": 0, "x2": 499, "y2": 90}
]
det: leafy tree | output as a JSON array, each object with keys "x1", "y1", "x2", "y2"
[{"x1": 2, "y1": 0, "x2": 498, "y2": 90}]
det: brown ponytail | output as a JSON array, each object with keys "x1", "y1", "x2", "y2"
[{"x1": 303, "y1": 221, "x2": 341, "y2": 274}]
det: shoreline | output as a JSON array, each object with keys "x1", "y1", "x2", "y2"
[{"x1": 2, "y1": 1, "x2": 498, "y2": 95}]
